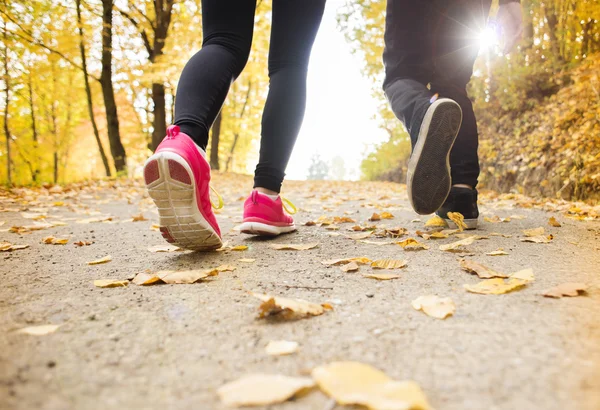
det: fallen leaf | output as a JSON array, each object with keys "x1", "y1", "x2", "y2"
[
  {"x1": 464, "y1": 278, "x2": 528, "y2": 295},
  {"x1": 341, "y1": 261, "x2": 359, "y2": 272},
  {"x1": 548, "y1": 217, "x2": 562, "y2": 227},
  {"x1": 489, "y1": 233, "x2": 513, "y2": 238},
  {"x1": 460, "y1": 260, "x2": 508, "y2": 278},
  {"x1": 362, "y1": 273, "x2": 401, "y2": 280},
  {"x1": 157, "y1": 269, "x2": 218, "y2": 284},
  {"x1": 148, "y1": 244, "x2": 181, "y2": 253},
  {"x1": 239, "y1": 258, "x2": 255, "y2": 263},
  {"x1": 447, "y1": 212, "x2": 467, "y2": 231},
  {"x1": 312, "y1": 362, "x2": 432, "y2": 410},
  {"x1": 439, "y1": 236, "x2": 476, "y2": 252},
  {"x1": 523, "y1": 227, "x2": 545, "y2": 237},
  {"x1": 510, "y1": 268, "x2": 534, "y2": 281},
  {"x1": 484, "y1": 216, "x2": 511, "y2": 223},
  {"x1": 412, "y1": 295, "x2": 456, "y2": 319},
  {"x1": 253, "y1": 293, "x2": 330, "y2": 319},
  {"x1": 232, "y1": 245, "x2": 248, "y2": 251},
  {"x1": 425, "y1": 215, "x2": 446, "y2": 227},
  {"x1": 87, "y1": 255, "x2": 112, "y2": 265},
  {"x1": 486, "y1": 249, "x2": 508, "y2": 256},
  {"x1": 73, "y1": 240, "x2": 93, "y2": 247},
  {"x1": 132, "y1": 272, "x2": 162, "y2": 285},
  {"x1": 322, "y1": 257, "x2": 372, "y2": 266},
  {"x1": 333, "y1": 216, "x2": 356, "y2": 224},
  {"x1": 217, "y1": 374, "x2": 315, "y2": 407},
  {"x1": 270, "y1": 243, "x2": 319, "y2": 251},
  {"x1": 132, "y1": 213, "x2": 147, "y2": 222},
  {"x1": 359, "y1": 240, "x2": 393, "y2": 246},
  {"x1": 543, "y1": 283, "x2": 587, "y2": 298},
  {"x1": 371, "y1": 259, "x2": 408, "y2": 269},
  {"x1": 396, "y1": 237, "x2": 429, "y2": 250},
  {"x1": 520, "y1": 235, "x2": 553, "y2": 244},
  {"x1": 42, "y1": 236, "x2": 69, "y2": 245},
  {"x1": 16, "y1": 325, "x2": 60, "y2": 336},
  {"x1": 0, "y1": 242, "x2": 29, "y2": 252},
  {"x1": 94, "y1": 279, "x2": 128, "y2": 288},
  {"x1": 216, "y1": 264, "x2": 236, "y2": 272},
  {"x1": 265, "y1": 340, "x2": 299, "y2": 356},
  {"x1": 455, "y1": 233, "x2": 488, "y2": 240},
  {"x1": 304, "y1": 220, "x2": 316, "y2": 226},
  {"x1": 380, "y1": 212, "x2": 394, "y2": 219},
  {"x1": 150, "y1": 224, "x2": 160, "y2": 231},
  {"x1": 368, "y1": 213, "x2": 381, "y2": 221},
  {"x1": 346, "y1": 231, "x2": 374, "y2": 240}
]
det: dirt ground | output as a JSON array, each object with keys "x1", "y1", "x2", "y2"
[{"x1": 1, "y1": 175, "x2": 599, "y2": 410}]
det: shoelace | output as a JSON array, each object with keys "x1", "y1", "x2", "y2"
[
  {"x1": 281, "y1": 196, "x2": 297, "y2": 215},
  {"x1": 210, "y1": 186, "x2": 224, "y2": 210}
]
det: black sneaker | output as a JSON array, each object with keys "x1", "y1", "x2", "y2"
[
  {"x1": 436, "y1": 187, "x2": 479, "y2": 229},
  {"x1": 406, "y1": 98, "x2": 462, "y2": 215}
]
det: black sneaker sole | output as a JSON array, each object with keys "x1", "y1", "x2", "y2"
[{"x1": 407, "y1": 98, "x2": 462, "y2": 215}]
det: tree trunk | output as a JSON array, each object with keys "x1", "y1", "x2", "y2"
[
  {"x1": 151, "y1": 82, "x2": 166, "y2": 150},
  {"x1": 210, "y1": 111, "x2": 222, "y2": 170},
  {"x1": 225, "y1": 133, "x2": 239, "y2": 172},
  {"x1": 101, "y1": 0, "x2": 127, "y2": 173},
  {"x1": 544, "y1": 3, "x2": 563, "y2": 64},
  {"x1": 27, "y1": 72, "x2": 39, "y2": 182},
  {"x1": 2, "y1": 23, "x2": 11, "y2": 185},
  {"x1": 76, "y1": 0, "x2": 111, "y2": 177}
]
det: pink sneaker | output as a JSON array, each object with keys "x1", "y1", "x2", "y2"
[
  {"x1": 239, "y1": 190, "x2": 297, "y2": 236},
  {"x1": 143, "y1": 125, "x2": 223, "y2": 251}
]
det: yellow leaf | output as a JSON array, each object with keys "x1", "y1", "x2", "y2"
[
  {"x1": 217, "y1": 374, "x2": 315, "y2": 407},
  {"x1": 157, "y1": 269, "x2": 218, "y2": 284},
  {"x1": 341, "y1": 261, "x2": 359, "y2": 272},
  {"x1": 87, "y1": 255, "x2": 112, "y2": 265},
  {"x1": 510, "y1": 268, "x2": 534, "y2": 282},
  {"x1": 216, "y1": 264, "x2": 236, "y2": 272},
  {"x1": 321, "y1": 257, "x2": 372, "y2": 266},
  {"x1": 486, "y1": 249, "x2": 508, "y2": 256},
  {"x1": 520, "y1": 235, "x2": 553, "y2": 243},
  {"x1": 425, "y1": 215, "x2": 446, "y2": 227},
  {"x1": 370, "y1": 259, "x2": 408, "y2": 269},
  {"x1": 239, "y1": 258, "x2": 256, "y2": 263},
  {"x1": 333, "y1": 216, "x2": 356, "y2": 224},
  {"x1": 412, "y1": 295, "x2": 456, "y2": 319},
  {"x1": 484, "y1": 216, "x2": 511, "y2": 223},
  {"x1": 523, "y1": 227, "x2": 545, "y2": 237},
  {"x1": 265, "y1": 340, "x2": 299, "y2": 356},
  {"x1": 346, "y1": 231, "x2": 374, "y2": 240},
  {"x1": 362, "y1": 273, "x2": 401, "y2": 280},
  {"x1": 132, "y1": 213, "x2": 147, "y2": 222},
  {"x1": 132, "y1": 272, "x2": 162, "y2": 286},
  {"x1": 42, "y1": 236, "x2": 69, "y2": 245},
  {"x1": 464, "y1": 278, "x2": 528, "y2": 295},
  {"x1": 460, "y1": 260, "x2": 508, "y2": 278},
  {"x1": 368, "y1": 212, "x2": 381, "y2": 221},
  {"x1": 380, "y1": 211, "x2": 394, "y2": 219},
  {"x1": 396, "y1": 237, "x2": 429, "y2": 251},
  {"x1": 439, "y1": 237, "x2": 476, "y2": 252},
  {"x1": 0, "y1": 242, "x2": 29, "y2": 252},
  {"x1": 269, "y1": 243, "x2": 319, "y2": 251},
  {"x1": 548, "y1": 217, "x2": 562, "y2": 227},
  {"x1": 16, "y1": 324, "x2": 60, "y2": 336},
  {"x1": 148, "y1": 244, "x2": 181, "y2": 253},
  {"x1": 231, "y1": 245, "x2": 248, "y2": 251},
  {"x1": 543, "y1": 283, "x2": 587, "y2": 298},
  {"x1": 447, "y1": 212, "x2": 467, "y2": 231},
  {"x1": 253, "y1": 293, "x2": 330, "y2": 319},
  {"x1": 73, "y1": 240, "x2": 92, "y2": 247},
  {"x1": 93, "y1": 279, "x2": 128, "y2": 288},
  {"x1": 312, "y1": 362, "x2": 432, "y2": 410},
  {"x1": 150, "y1": 224, "x2": 160, "y2": 231}
]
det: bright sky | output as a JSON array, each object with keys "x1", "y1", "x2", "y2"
[{"x1": 284, "y1": 1, "x2": 388, "y2": 181}]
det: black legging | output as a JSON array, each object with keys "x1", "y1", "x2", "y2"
[{"x1": 174, "y1": 0, "x2": 326, "y2": 193}]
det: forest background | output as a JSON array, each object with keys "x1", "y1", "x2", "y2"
[{"x1": 1, "y1": 0, "x2": 599, "y2": 202}]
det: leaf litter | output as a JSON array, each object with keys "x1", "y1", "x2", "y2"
[
  {"x1": 412, "y1": 295, "x2": 456, "y2": 319},
  {"x1": 0, "y1": 242, "x2": 29, "y2": 252},
  {"x1": 269, "y1": 243, "x2": 319, "y2": 251},
  {"x1": 371, "y1": 259, "x2": 408, "y2": 269},
  {"x1": 362, "y1": 273, "x2": 401, "y2": 280},
  {"x1": 460, "y1": 260, "x2": 509, "y2": 278},
  {"x1": 87, "y1": 255, "x2": 112, "y2": 265},
  {"x1": 265, "y1": 340, "x2": 299, "y2": 356},
  {"x1": 543, "y1": 283, "x2": 588, "y2": 298},
  {"x1": 217, "y1": 374, "x2": 315, "y2": 407},
  {"x1": 94, "y1": 279, "x2": 128, "y2": 288},
  {"x1": 253, "y1": 293, "x2": 332, "y2": 319}
]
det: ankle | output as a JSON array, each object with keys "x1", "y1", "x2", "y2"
[{"x1": 254, "y1": 187, "x2": 279, "y2": 200}]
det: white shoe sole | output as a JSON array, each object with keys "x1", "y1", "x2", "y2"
[
  {"x1": 238, "y1": 222, "x2": 296, "y2": 237},
  {"x1": 144, "y1": 151, "x2": 222, "y2": 251},
  {"x1": 407, "y1": 98, "x2": 463, "y2": 215}
]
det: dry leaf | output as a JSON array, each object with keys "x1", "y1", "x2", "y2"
[
  {"x1": 464, "y1": 278, "x2": 528, "y2": 295},
  {"x1": 371, "y1": 259, "x2": 408, "y2": 269},
  {"x1": 486, "y1": 249, "x2": 508, "y2": 256},
  {"x1": 132, "y1": 272, "x2": 162, "y2": 286},
  {"x1": 521, "y1": 235, "x2": 553, "y2": 243},
  {"x1": 455, "y1": 233, "x2": 488, "y2": 240},
  {"x1": 150, "y1": 224, "x2": 160, "y2": 231},
  {"x1": 412, "y1": 295, "x2": 456, "y2": 319},
  {"x1": 265, "y1": 340, "x2": 299, "y2": 356},
  {"x1": 369, "y1": 213, "x2": 381, "y2": 221},
  {"x1": 510, "y1": 268, "x2": 534, "y2": 281},
  {"x1": 460, "y1": 260, "x2": 508, "y2": 278},
  {"x1": 132, "y1": 213, "x2": 147, "y2": 222},
  {"x1": 217, "y1": 374, "x2": 315, "y2": 407},
  {"x1": 380, "y1": 212, "x2": 394, "y2": 219},
  {"x1": 148, "y1": 244, "x2": 181, "y2": 253},
  {"x1": 543, "y1": 283, "x2": 587, "y2": 298},
  {"x1": 362, "y1": 273, "x2": 401, "y2": 280},
  {"x1": 87, "y1": 255, "x2": 112, "y2": 265},
  {"x1": 548, "y1": 217, "x2": 562, "y2": 227},
  {"x1": 439, "y1": 236, "x2": 475, "y2": 252},
  {"x1": 16, "y1": 324, "x2": 60, "y2": 336},
  {"x1": 447, "y1": 212, "x2": 467, "y2": 231},
  {"x1": 425, "y1": 215, "x2": 446, "y2": 227},
  {"x1": 322, "y1": 257, "x2": 372, "y2": 266},
  {"x1": 216, "y1": 264, "x2": 236, "y2": 272},
  {"x1": 231, "y1": 245, "x2": 248, "y2": 251},
  {"x1": 304, "y1": 220, "x2": 316, "y2": 226},
  {"x1": 341, "y1": 261, "x2": 359, "y2": 272},
  {"x1": 157, "y1": 269, "x2": 218, "y2": 284},
  {"x1": 270, "y1": 243, "x2": 319, "y2": 251},
  {"x1": 396, "y1": 238, "x2": 429, "y2": 251},
  {"x1": 359, "y1": 240, "x2": 394, "y2": 246},
  {"x1": 73, "y1": 240, "x2": 92, "y2": 247},
  {"x1": 346, "y1": 231, "x2": 374, "y2": 240},
  {"x1": 0, "y1": 242, "x2": 29, "y2": 252},
  {"x1": 42, "y1": 236, "x2": 69, "y2": 245},
  {"x1": 253, "y1": 293, "x2": 330, "y2": 319},
  {"x1": 333, "y1": 216, "x2": 356, "y2": 224},
  {"x1": 312, "y1": 362, "x2": 432, "y2": 410},
  {"x1": 523, "y1": 227, "x2": 545, "y2": 237},
  {"x1": 239, "y1": 258, "x2": 255, "y2": 263},
  {"x1": 94, "y1": 279, "x2": 128, "y2": 288},
  {"x1": 484, "y1": 216, "x2": 511, "y2": 223}
]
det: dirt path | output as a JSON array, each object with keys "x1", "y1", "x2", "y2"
[{"x1": 1, "y1": 175, "x2": 599, "y2": 410}]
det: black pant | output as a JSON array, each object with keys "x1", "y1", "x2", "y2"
[
  {"x1": 174, "y1": 0, "x2": 325, "y2": 193},
  {"x1": 383, "y1": 0, "x2": 492, "y2": 188}
]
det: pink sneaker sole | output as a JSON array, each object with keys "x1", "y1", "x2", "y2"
[
  {"x1": 144, "y1": 151, "x2": 222, "y2": 251},
  {"x1": 238, "y1": 221, "x2": 296, "y2": 237}
]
